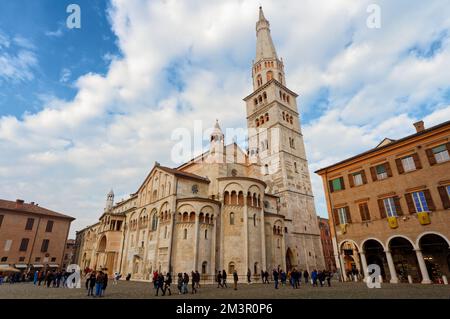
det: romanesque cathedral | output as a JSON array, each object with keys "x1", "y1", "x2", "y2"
[{"x1": 75, "y1": 7, "x2": 325, "y2": 280}]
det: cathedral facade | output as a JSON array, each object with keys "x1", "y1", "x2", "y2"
[{"x1": 75, "y1": 7, "x2": 325, "y2": 281}]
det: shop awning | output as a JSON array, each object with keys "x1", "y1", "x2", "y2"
[
  {"x1": 47, "y1": 264, "x2": 59, "y2": 268},
  {"x1": 14, "y1": 264, "x2": 28, "y2": 269},
  {"x1": 32, "y1": 264, "x2": 44, "y2": 268},
  {"x1": 0, "y1": 264, "x2": 10, "y2": 269}
]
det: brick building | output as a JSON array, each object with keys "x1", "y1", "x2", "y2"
[
  {"x1": 0, "y1": 199, "x2": 74, "y2": 271},
  {"x1": 317, "y1": 216, "x2": 336, "y2": 271},
  {"x1": 316, "y1": 120, "x2": 450, "y2": 284}
]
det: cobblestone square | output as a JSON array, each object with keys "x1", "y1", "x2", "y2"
[{"x1": 0, "y1": 281, "x2": 449, "y2": 299}]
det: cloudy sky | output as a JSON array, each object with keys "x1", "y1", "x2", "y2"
[{"x1": 1, "y1": 0, "x2": 449, "y2": 238}]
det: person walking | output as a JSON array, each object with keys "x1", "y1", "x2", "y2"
[
  {"x1": 101, "y1": 272, "x2": 108, "y2": 296},
  {"x1": 280, "y1": 270, "x2": 287, "y2": 286},
  {"x1": 33, "y1": 270, "x2": 39, "y2": 285},
  {"x1": 311, "y1": 269, "x2": 318, "y2": 287},
  {"x1": 155, "y1": 273, "x2": 165, "y2": 296},
  {"x1": 194, "y1": 271, "x2": 201, "y2": 289},
  {"x1": 326, "y1": 270, "x2": 332, "y2": 287},
  {"x1": 222, "y1": 270, "x2": 228, "y2": 288},
  {"x1": 177, "y1": 273, "x2": 183, "y2": 294},
  {"x1": 164, "y1": 272, "x2": 172, "y2": 296},
  {"x1": 152, "y1": 271, "x2": 159, "y2": 290},
  {"x1": 261, "y1": 270, "x2": 264, "y2": 283},
  {"x1": 95, "y1": 271, "x2": 103, "y2": 297},
  {"x1": 216, "y1": 271, "x2": 223, "y2": 288},
  {"x1": 233, "y1": 270, "x2": 238, "y2": 290},
  {"x1": 273, "y1": 269, "x2": 279, "y2": 289},
  {"x1": 87, "y1": 272, "x2": 96, "y2": 296},
  {"x1": 182, "y1": 273, "x2": 189, "y2": 294},
  {"x1": 191, "y1": 271, "x2": 197, "y2": 294},
  {"x1": 247, "y1": 269, "x2": 251, "y2": 284},
  {"x1": 264, "y1": 270, "x2": 270, "y2": 284},
  {"x1": 303, "y1": 270, "x2": 309, "y2": 285}
]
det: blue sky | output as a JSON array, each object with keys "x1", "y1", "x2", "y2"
[
  {"x1": 0, "y1": 0, "x2": 450, "y2": 237},
  {"x1": 0, "y1": 0, "x2": 119, "y2": 117}
]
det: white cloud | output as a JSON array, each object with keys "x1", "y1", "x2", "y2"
[
  {"x1": 1, "y1": 0, "x2": 450, "y2": 236},
  {"x1": 59, "y1": 68, "x2": 72, "y2": 83}
]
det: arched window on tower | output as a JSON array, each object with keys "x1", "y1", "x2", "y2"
[
  {"x1": 230, "y1": 212, "x2": 235, "y2": 225},
  {"x1": 183, "y1": 228, "x2": 187, "y2": 240},
  {"x1": 260, "y1": 115, "x2": 264, "y2": 124},
  {"x1": 282, "y1": 112, "x2": 285, "y2": 121},
  {"x1": 279, "y1": 73, "x2": 283, "y2": 84},
  {"x1": 290, "y1": 116, "x2": 293, "y2": 124},
  {"x1": 257, "y1": 74, "x2": 262, "y2": 87},
  {"x1": 264, "y1": 164, "x2": 269, "y2": 175},
  {"x1": 294, "y1": 162, "x2": 298, "y2": 173},
  {"x1": 265, "y1": 113, "x2": 269, "y2": 122},
  {"x1": 253, "y1": 214, "x2": 256, "y2": 227},
  {"x1": 255, "y1": 119, "x2": 259, "y2": 127}
]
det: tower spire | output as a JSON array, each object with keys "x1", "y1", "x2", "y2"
[{"x1": 255, "y1": 6, "x2": 278, "y2": 61}]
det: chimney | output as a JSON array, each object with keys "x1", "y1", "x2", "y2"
[
  {"x1": 413, "y1": 120, "x2": 425, "y2": 133},
  {"x1": 16, "y1": 199, "x2": 25, "y2": 208},
  {"x1": 30, "y1": 201, "x2": 35, "y2": 205}
]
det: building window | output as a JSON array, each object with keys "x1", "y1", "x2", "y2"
[
  {"x1": 359, "y1": 203, "x2": 371, "y2": 221},
  {"x1": 204, "y1": 229, "x2": 208, "y2": 239},
  {"x1": 432, "y1": 144, "x2": 450, "y2": 163},
  {"x1": 1, "y1": 257, "x2": 7, "y2": 262},
  {"x1": 253, "y1": 214, "x2": 256, "y2": 227},
  {"x1": 353, "y1": 173, "x2": 363, "y2": 186},
  {"x1": 376, "y1": 164, "x2": 387, "y2": 180},
  {"x1": 329, "y1": 177, "x2": 344, "y2": 192},
  {"x1": 230, "y1": 212, "x2": 235, "y2": 225},
  {"x1": 45, "y1": 220, "x2": 54, "y2": 233},
  {"x1": 25, "y1": 218, "x2": 34, "y2": 230},
  {"x1": 4, "y1": 240, "x2": 12, "y2": 252},
  {"x1": 51, "y1": 257, "x2": 56, "y2": 262},
  {"x1": 401, "y1": 156, "x2": 416, "y2": 172},
  {"x1": 41, "y1": 239, "x2": 50, "y2": 253},
  {"x1": 19, "y1": 238, "x2": 29, "y2": 252},
  {"x1": 0, "y1": 215, "x2": 3, "y2": 228},
  {"x1": 383, "y1": 198, "x2": 397, "y2": 217},
  {"x1": 412, "y1": 191, "x2": 429, "y2": 212},
  {"x1": 264, "y1": 164, "x2": 269, "y2": 175},
  {"x1": 337, "y1": 207, "x2": 348, "y2": 224},
  {"x1": 183, "y1": 228, "x2": 187, "y2": 240},
  {"x1": 294, "y1": 162, "x2": 298, "y2": 173},
  {"x1": 35, "y1": 257, "x2": 40, "y2": 262}
]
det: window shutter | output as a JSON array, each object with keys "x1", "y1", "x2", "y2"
[
  {"x1": 377, "y1": 199, "x2": 386, "y2": 218},
  {"x1": 412, "y1": 153, "x2": 422, "y2": 169},
  {"x1": 426, "y1": 148, "x2": 436, "y2": 165},
  {"x1": 385, "y1": 162, "x2": 393, "y2": 177},
  {"x1": 339, "y1": 177, "x2": 345, "y2": 190},
  {"x1": 438, "y1": 186, "x2": 450, "y2": 209},
  {"x1": 333, "y1": 209, "x2": 340, "y2": 226},
  {"x1": 359, "y1": 204, "x2": 365, "y2": 221},
  {"x1": 394, "y1": 196, "x2": 403, "y2": 216},
  {"x1": 361, "y1": 170, "x2": 368, "y2": 184},
  {"x1": 328, "y1": 180, "x2": 334, "y2": 193},
  {"x1": 404, "y1": 193, "x2": 416, "y2": 214},
  {"x1": 345, "y1": 206, "x2": 352, "y2": 223},
  {"x1": 348, "y1": 174, "x2": 354, "y2": 188},
  {"x1": 395, "y1": 158, "x2": 404, "y2": 174},
  {"x1": 423, "y1": 189, "x2": 436, "y2": 211},
  {"x1": 370, "y1": 167, "x2": 377, "y2": 182}
]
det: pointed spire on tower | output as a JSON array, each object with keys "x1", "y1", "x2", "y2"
[{"x1": 255, "y1": 6, "x2": 278, "y2": 61}]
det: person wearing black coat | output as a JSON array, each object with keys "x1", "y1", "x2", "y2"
[
  {"x1": 101, "y1": 273, "x2": 108, "y2": 296},
  {"x1": 87, "y1": 272, "x2": 96, "y2": 296}
]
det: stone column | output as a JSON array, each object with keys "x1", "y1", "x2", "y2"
[
  {"x1": 281, "y1": 232, "x2": 286, "y2": 271},
  {"x1": 243, "y1": 198, "x2": 249, "y2": 274},
  {"x1": 414, "y1": 249, "x2": 432, "y2": 284},
  {"x1": 260, "y1": 207, "x2": 267, "y2": 273},
  {"x1": 193, "y1": 213, "x2": 200, "y2": 272},
  {"x1": 211, "y1": 213, "x2": 217, "y2": 282},
  {"x1": 360, "y1": 251, "x2": 368, "y2": 281},
  {"x1": 339, "y1": 254, "x2": 348, "y2": 281},
  {"x1": 384, "y1": 250, "x2": 398, "y2": 284}
]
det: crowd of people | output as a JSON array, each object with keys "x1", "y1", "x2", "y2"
[
  {"x1": 85, "y1": 271, "x2": 108, "y2": 297},
  {"x1": 0, "y1": 269, "x2": 75, "y2": 287}
]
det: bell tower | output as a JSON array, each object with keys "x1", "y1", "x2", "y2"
[{"x1": 244, "y1": 7, "x2": 325, "y2": 271}]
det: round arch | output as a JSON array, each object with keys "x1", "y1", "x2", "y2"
[
  {"x1": 98, "y1": 235, "x2": 107, "y2": 252},
  {"x1": 360, "y1": 237, "x2": 385, "y2": 251},
  {"x1": 386, "y1": 235, "x2": 417, "y2": 250},
  {"x1": 339, "y1": 239, "x2": 361, "y2": 252},
  {"x1": 416, "y1": 231, "x2": 450, "y2": 248}
]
